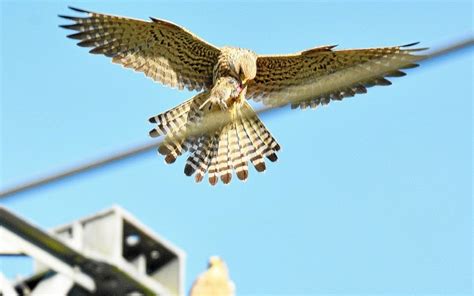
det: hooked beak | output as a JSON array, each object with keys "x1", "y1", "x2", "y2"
[{"x1": 240, "y1": 71, "x2": 249, "y2": 86}]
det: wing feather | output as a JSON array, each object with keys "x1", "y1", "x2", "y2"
[
  {"x1": 60, "y1": 7, "x2": 220, "y2": 91},
  {"x1": 247, "y1": 43, "x2": 426, "y2": 109}
]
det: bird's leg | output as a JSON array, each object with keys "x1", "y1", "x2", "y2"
[
  {"x1": 215, "y1": 97, "x2": 229, "y2": 110},
  {"x1": 201, "y1": 77, "x2": 248, "y2": 111},
  {"x1": 201, "y1": 80, "x2": 233, "y2": 110},
  {"x1": 199, "y1": 96, "x2": 213, "y2": 110},
  {"x1": 199, "y1": 95, "x2": 228, "y2": 110}
]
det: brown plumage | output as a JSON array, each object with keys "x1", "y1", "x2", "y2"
[{"x1": 61, "y1": 7, "x2": 424, "y2": 185}]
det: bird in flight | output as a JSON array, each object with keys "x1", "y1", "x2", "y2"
[
  {"x1": 60, "y1": 7, "x2": 424, "y2": 185},
  {"x1": 190, "y1": 256, "x2": 235, "y2": 296}
]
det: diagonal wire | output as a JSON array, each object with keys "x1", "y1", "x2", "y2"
[{"x1": 1, "y1": 36, "x2": 473, "y2": 200}]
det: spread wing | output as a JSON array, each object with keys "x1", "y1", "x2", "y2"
[
  {"x1": 247, "y1": 43, "x2": 426, "y2": 109},
  {"x1": 60, "y1": 7, "x2": 220, "y2": 91}
]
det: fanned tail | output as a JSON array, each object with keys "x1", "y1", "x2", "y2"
[{"x1": 149, "y1": 93, "x2": 280, "y2": 185}]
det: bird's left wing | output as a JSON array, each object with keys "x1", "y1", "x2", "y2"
[
  {"x1": 60, "y1": 7, "x2": 220, "y2": 91},
  {"x1": 246, "y1": 43, "x2": 426, "y2": 109}
]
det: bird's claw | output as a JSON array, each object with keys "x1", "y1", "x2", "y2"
[
  {"x1": 199, "y1": 96, "x2": 228, "y2": 111},
  {"x1": 219, "y1": 101, "x2": 228, "y2": 110}
]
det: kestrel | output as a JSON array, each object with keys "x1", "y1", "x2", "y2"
[
  {"x1": 190, "y1": 256, "x2": 235, "y2": 296},
  {"x1": 60, "y1": 7, "x2": 424, "y2": 185}
]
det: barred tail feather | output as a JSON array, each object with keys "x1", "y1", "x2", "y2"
[
  {"x1": 194, "y1": 133, "x2": 218, "y2": 183},
  {"x1": 207, "y1": 137, "x2": 220, "y2": 185},
  {"x1": 242, "y1": 103, "x2": 280, "y2": 162},
  {"x1": 231, "y1": 121, "x2": 249, "y2": 181},
  {"x1": 240, "y1": 116, "x2": 266, "y2": 172},
  {"x1": 149, "y1": 97, "x2": 194, "y2": 136},
  {"x1": 252, "y1": 118, "x2": 280, "y2": 162},
  {"x1": 184, "y1": 136, "x2": 207, "y2": 176},
  {"x1": 217, "y1": 125, "x2": 232, "y2": 184},
  {"x1": 160, "y1": 137, "x2": 186, "y2": 164},
  {"x1": 149, "y1": 93, "x2": 207, "y2": 163}
]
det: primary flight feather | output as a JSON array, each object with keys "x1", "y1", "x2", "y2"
[{"x1": 60, "y1": 7, "x2": 424, "y2": 185}]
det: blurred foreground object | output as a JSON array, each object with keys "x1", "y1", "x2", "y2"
[
  {"x1": 190, "y1": 256, "x2": 235, "y2": 296},
  {"x1": 0, "y1": 206, "x2": 185, "y2": 295}
]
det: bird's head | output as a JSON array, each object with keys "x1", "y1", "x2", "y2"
[
  {"x1": 231, "y1": 49, "x2": 257, "y2": 85},
  {"x1": 208, "y1": 256, "x2": 223, "y2": 268},
  {"x1": 207, "y1": 255, "x2": 228, "y2": 272}
]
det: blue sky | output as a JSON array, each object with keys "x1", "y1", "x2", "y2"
[{"x1": 1, "y1": 0, "x2": 472, "y2": 295}]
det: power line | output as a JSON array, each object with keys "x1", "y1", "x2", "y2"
[
  {"x1": 1, "y1": 140, "x2": 162, "y2": 199},
  {"x1": 1, "y1": 36, "x2": 473, "y2": 200}
]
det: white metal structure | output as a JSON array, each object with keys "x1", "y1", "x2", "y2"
[{"x1": 0, "y1": 206, "x2": 185, "y2": 296}]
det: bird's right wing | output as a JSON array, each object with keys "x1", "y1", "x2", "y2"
[{"x1": 60, "y1": 7, "x2": 221, "y2": 91}]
